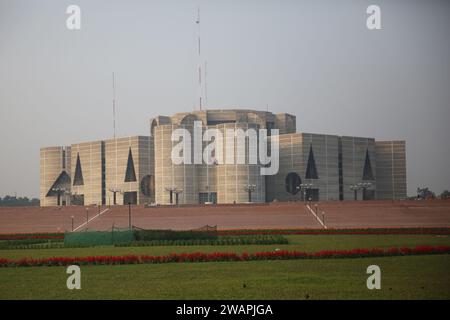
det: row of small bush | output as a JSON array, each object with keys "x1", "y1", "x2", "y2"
[
  {"x1": 0, "y1": 233, "x2": 63, "y2": 241},
  {"x1": 0, "y1": 234, "x2": 287, "y2": 249},
  {"x1": 0, "y1": 238, "x2": 63, "y2": 248},
  {"x1": 116, "y1": 235, "x2": 288, "y2": 247},
  {"x1": 133, "y1": 229, "x2": 218, "y2": 241},
  {"x1": 0, "y1": 241, "x2": 65, "y2": 250}
]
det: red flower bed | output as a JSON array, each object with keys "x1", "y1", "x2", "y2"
[{"x1": 0, "y1": 245, "x2": 449, "y2": 268}]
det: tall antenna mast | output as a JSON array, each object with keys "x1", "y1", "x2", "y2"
[
  {"x1": 205, "y1": 61, "x2": 208, "y2": 107},
  {"x1": 112, "y1": 72, "x2": 117, "y2": 139},
  {"x1": 196, "y1": 7, "x2": 202, "y2": 110}
]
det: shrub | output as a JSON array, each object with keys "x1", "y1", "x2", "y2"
[
  {"x1": 0, "y1": 239, "x2": 64, "y2": 250},
  {"x1": 115, "y1": 235, "x2": 288, "y2": 247},
  {"x1": 0, "y1": 233, "x2": 63, "y2": 241},
  {"x1": 133, "y1": 229, "x2": 218, "y2": 241}
]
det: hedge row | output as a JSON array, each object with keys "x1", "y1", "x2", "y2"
[
  {"x1": 0, "y1": 239, "x2": 63, "y2": 250},
  {"x1": 0, "y1": 242, "x2": 65, "y2": 250},
  {"x1": 1, "y1": 235, "x2": 287, "y2": 250},
  {"x1": 1, "y1": 245, "x2": 449, "y2": 267},
  {"x1": 115, "y1": 235, "x2": 288, "y2": 247},
  {"x1": 133, "y1": 229, "x2": 218, "y2": 241},
  {"x1": 0, "y1": 233, "x2": 63, "y2": 240}
]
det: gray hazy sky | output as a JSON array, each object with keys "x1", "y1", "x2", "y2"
[{"x1": 0, "y1": 0, "x2": 449, "y2": 198}]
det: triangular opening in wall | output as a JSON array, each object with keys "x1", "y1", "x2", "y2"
[
  {"x1": 362, "y1": 149, "x2": 374, "y2": 181},
  {"x1": 305, "y1": 144, "x2": 319, "y2": 179},
  {"x1": 73, "y1": 153, "x2": 84, "y2": 186},
  {"x1": 46, "y1": 171, "x2": 71, "y2": 196},
  {"x1": 124, "y1": 148, "x2": 137, "y2": 182}
]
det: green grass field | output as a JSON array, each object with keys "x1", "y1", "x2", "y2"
[{"x1": 1, "y1": 234, "x2": 449, "y2": 299}]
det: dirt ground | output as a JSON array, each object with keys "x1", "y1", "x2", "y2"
[{"x1": 0, "y1": 200, "x2": 449, "y2": 234}]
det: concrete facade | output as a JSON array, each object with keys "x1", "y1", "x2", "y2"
[
  {"x1": 340, "y1": 136, "x2": 377, "y2": 201},
  {"x1": 151, "y1": 110, "x2": 282, "y2": 205},
  {"x1": 40, "y1": 136, "x2": 154, "y2": 206},
  {"x1": 105, "y1": 136, "x2": 154, "y2": 206},
  {"x1": 70, "y1": 141, "x2": 104, "y2": 206},
  {"x1": 40, "y1": 109, "x2": 407, "y2": 206},
  {"x1": 40, "y1": 146, "x2": 71, "y2": 206},
  {"x1": 375, "y1": 141, "x2": 407, "y2": 200},
  {"x1": 266, "y1": 133, "x2": 340, "y2": 202}
]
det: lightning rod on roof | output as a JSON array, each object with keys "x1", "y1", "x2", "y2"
[
  {"x1": 196, "y1": 7, "x2": 202, "y2": 111},
  {"x1": 112, "y1": 72, "x2": 116, "y2": 139},
  {"x1": 205, "y1": 60, "x2": 208, "y2": 107}
]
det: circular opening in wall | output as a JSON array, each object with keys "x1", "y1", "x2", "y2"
[
  {"x1": 285, "y1": 172, "x2": 301, "y2": 195},
  {"x1": 141, "y1": 175, "x2": 155, "y2": 197}
]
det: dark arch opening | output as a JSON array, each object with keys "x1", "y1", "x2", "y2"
[
  {"x1": 141, "y1": 175, "x2": 155, "y2": 197},
  {"x1": 285, "y1": 172, "x2": 301, "y2": 195}
]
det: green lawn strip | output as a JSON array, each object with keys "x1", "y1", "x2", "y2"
[
  {"x1": 0, "y1": 235, "x2": 449, "y2": 260},
  {"x1": 1, "y1": 235, "x2": 287, "y2": 250},
  {"x1": 0, "y1": 255, "x2": 449, "y2": 299}
]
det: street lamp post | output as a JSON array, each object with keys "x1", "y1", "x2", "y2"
[
  {"x1": 359, "y1": 182, "x2": 372, "y2": 200},
  {"x1": 165, "y1": 187, "x2": 174, "y2": 204},
  {"x1": 349, "y1": 184, "x2": 358, "y2": 200},
  {"x1": 349, "y1": 182, "x2": 372, "y2": 201},
  {"x1": 165, "y1": 187, "x2": 183, "y2": 205},
  {"x1": 108, "y1": 188, "x2": 122, "y2": 205},
  {"x1": 174, "y1": 189, "x2": 183, "y2": 205},
  {"x1": 51, "y1": 187, "x2": 68, "y2": 206},
  {"x1": 71, "y1": 215, "x2": 74, "y2": 232},
  {"x1": 298, "y1": 183, "x2": 313, "y2": 202},
  {"x1": 128, "y1": 202, "x2": 132, "y2": 230},
  {"x1": 244, "y1": 184, "x2": 256, "y2": 203},
  {"x1": 85, "y1": 208, "x2": 89, "y2": 229}
]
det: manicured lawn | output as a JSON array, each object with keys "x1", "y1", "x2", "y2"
[
  {"x1": 0, "y1": 255, "x2": 449, "y2": 299},
  {"x1": 1, "y1": 235, "x2": 449, "y2": 299},
  {"x1": 1, "y1": 234, "x2": 449, "y2": 260}
]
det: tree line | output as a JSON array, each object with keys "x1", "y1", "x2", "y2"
[
  {"x1": 415, "y1": 188, "x2": 450, "y2": 200},
  {"x1": 0, "y1": 195, "x2": 40, "y2": 207}
]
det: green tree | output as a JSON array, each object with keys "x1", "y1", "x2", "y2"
[
  {"x1": 416, "y1": 187, "x2": 435, "y2": 200},
  {"x1": 440, "y1": 190, "x2": 450, "y2": 199},
  {"x1": 0, "y1": 195, "x2": 40, "y2": 207}
]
